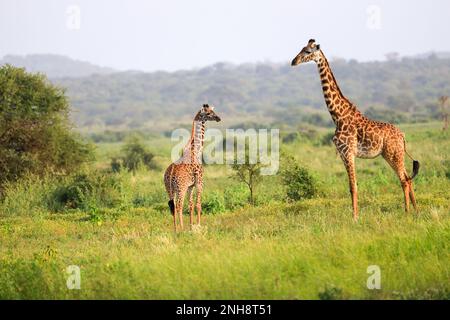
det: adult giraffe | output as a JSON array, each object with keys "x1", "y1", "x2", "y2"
[
  {"x1": 164, "y1": 104, "x2": 221, "y2": 232},
  {"x1": 291, "y1": 39, "x2": 419, "y2": 220}
]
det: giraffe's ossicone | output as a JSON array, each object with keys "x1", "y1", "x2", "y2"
[
  {"x1": 292, "y1": 39, "x2": 419, "y2": 220},
  {"x1": 164, "y1": 104, "x2": 221, "y2": 232}
]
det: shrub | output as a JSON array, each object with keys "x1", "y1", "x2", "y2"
[
  {"x1": 317, "y1": 132, "x2": 335, "y2": 146},
  {"x1": 280, "y1": 155, "x2": 317, "y2": 202},
  {"x1": 0, "y1": 65, "x2": 93, "y2": 193},
  {"x1": 442, "y1": 160, "x2": 450, "y2": 180},
  {"x1": 224, "y1": 184, "x2": 249, "y2": 210},
  {"x1": 202, "y1": 192, "x2": 225, "y2": 214},
  {"x1": 111, "y1": 136, "x2": 157, "y2": 173},
  {"x1": 50, "y1": 171, "x2": 131, "y2": 211},
  {"x1": 318, "y1": 285, "x2": 345, "y2": 300},
  {"x1": 282, "y1": 132, "x2": 299, "y2": 144}
]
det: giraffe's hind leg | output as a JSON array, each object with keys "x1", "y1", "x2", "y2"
[
  {"x1": 382, "y1": 149, "x2": 410, "y2": 213},
  {"x1": 408, "y1": 180, "x2": 418, "y2": 211},
  {"x1": 172, "y1": 195, "x2": 178, "y2": 232}
]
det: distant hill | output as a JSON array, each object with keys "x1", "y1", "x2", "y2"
[
  {"x1": 2, "y1": 53, "x2": 449, "y2": 131},
  {"x1": 411, "y1": 51, "x2": 450, "y2": 60},
  {"x1": 51, "y1": 56, "x2": 450, "y2": 131},
  {"x1": 0, "y1": 54, "x2": 115, "y2": 78}
]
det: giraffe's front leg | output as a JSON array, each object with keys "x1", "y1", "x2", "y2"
[
  {"x1": 196, "y1": 187, "x2": 202, "y2": 225},
  {"x1": 335, "y1": 136, "x2": 359, "y2": 221},
  {"x1": 343, "y1": 156, "x2": 359, "y2": 221},
  {"x1": 194, "y1": 171, "x2": 204, "y2": 225}
]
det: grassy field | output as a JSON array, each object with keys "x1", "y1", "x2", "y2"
[{"x1": 0, "y1": 122, "x2": 449, "y2": 299}]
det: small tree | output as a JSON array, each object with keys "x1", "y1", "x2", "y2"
[
  {"x1": 230, "y1": 150, "x2": 264, "y2": 205},
  {"x1": 280, "y1": 155, "x2": 317, "y2": 202}
]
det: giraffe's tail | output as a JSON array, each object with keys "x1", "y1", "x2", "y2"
[
  {"x1": 168, "y1": 199, "x2": 175, "y2": 216},
  {"x1": 403, "y1": 138, "x2": 420, "y2": 180},
  {"x1": 164, "y1": 164, "x2": 176, "y2": 215}
]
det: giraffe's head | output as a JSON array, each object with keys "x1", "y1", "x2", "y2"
[
  {"x1": 291, "y1": 39, "x2": 321, "y2": 66},
  {"x1": 195, "y1": 104, "x2": 221, "y2": 122}
]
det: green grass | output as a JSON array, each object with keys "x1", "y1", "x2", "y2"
[{"x1": 0, "y1": 122, "x2": 449, "y2": 299}]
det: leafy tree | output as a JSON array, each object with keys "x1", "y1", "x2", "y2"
[
  {"x1": 0, "y1": 65, "x2": 93, "y2": 192},
  {"x1": 230, "y1": 147, "x2": 265, "y2": 205}
]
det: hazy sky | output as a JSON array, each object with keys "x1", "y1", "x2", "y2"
[{"x1": 1, "y1": 0, "x2": 449, "y2": 71}]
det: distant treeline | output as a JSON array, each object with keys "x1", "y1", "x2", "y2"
[{"x1": 52, "y1": 55, "x2": 450, "y2": 131}]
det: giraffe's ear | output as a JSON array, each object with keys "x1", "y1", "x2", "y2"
[{"x1": 316, "y1": 44, "x2": 320, "y2": 50}]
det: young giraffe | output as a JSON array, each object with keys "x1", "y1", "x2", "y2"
[
  {"x1": 291, "y1": 39, "x2": 419, "y2": 220},
  {"x1": 164, "y1": 104, "x2": 221, "y2": 232}
]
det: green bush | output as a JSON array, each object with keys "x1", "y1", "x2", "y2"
[
  {"x1": 282, "y1": 132, "x2": 299, "y2": 144},
  {"x1": 280, "y1": 155, "x2": 317, "y2": 202},
  {"x1": 224, "y1": 184, "x2": 249, "y2": 210},
  {"x1": 317, "y1": 132, "x2": 335, "y2": 146},
  {"x1": 202, "y1": 192, "x2": 225, "y2": 214},
  {"x1": 318, "y1": 285, "x2": 345, "y2": 300},
  {"x1": 0, "y1": 65, "x2": 93, "y2": 193},
  {"x1": 111, "y1": 136, "x2": 157, "y2": 173},
  {"x1": 50, "y1": 171, "x2": 131, "y2": 211},
  {"x1": 442, "y1": 160, "x2": 450, "y2": 180}
]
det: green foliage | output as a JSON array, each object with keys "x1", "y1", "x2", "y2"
[
  {"x1": 111, "y1": 136, "x2": 157, "y2": 173},
  {"x1": 282, "y1": 132, "x2": 299, "y2": 144},
  {"x1": 0, "y1": 65, "x2": 93, "y2": 192},
  {"x1": 318, "y1": 285, "x2": 345, "y2": 300},
  {"x1": 443, "y1": 160, "x2": 450, "y2": 180},
  {"x1": 224, "y1": 184, "x2": 249, "y2": 210},
  {"x1": 230, "y1": 156, "x2": 264, "y2": 205},
  {"x1": 317, "y1": 131, "x2": 335, "y2": 146},
  {"x1": 50, "y1": 171, "x2": 131, "y2": 211},
  {"x1": 203, "y1": 192, "x2": 226, "y2": 214},
  {"x1": 280, "y1": 155, "x2": 317, "y2": 201},
  {"x1": 52, "y1": 173, "x2": 93, "y2": 209}
]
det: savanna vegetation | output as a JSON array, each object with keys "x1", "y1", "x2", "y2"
[{"x1": 0, "y1": 64, "x2": 449, "y2": 299}]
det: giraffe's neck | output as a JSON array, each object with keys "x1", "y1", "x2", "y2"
[
  {"x1": 316, "y1": 51, "x2": 358, "y2": 124},
  {"x1": 181, "y1": 120, "x2": 205, "y2": 164}
]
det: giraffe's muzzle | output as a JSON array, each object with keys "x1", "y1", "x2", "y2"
[{"x1": 291, "y1": 56, "x2": 301, "y2": 66}]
